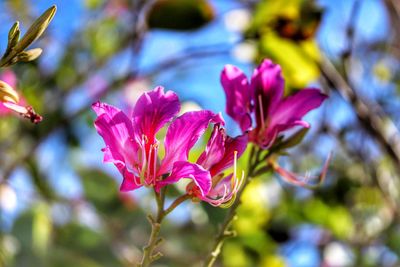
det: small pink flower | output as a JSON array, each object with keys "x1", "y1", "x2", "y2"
[
  {"x1": 0, "y1": 71, "x2": 42, "y2": 123},
  {"x1": 221, "y1": 59, "x2": 329, "y2": 186},
  {"x1": 190, "y1": 125, "x2": 247, "y2": 207},
  {"x1": 221, "y1": 59, "x2": 327, "y2": 148}
]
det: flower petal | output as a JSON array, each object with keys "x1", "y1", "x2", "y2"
[
  {"x1": 258, "y1": 120, "x2": 309, "y2": 148},
  {"x1": 158, "y1": 161, "x2": 211, "y2": 196},
  {"x1": 119, "y1": 168, "x2": 142, "y2": 192},
  {"x1": 158, "y1": 110, "x2": 224, "y2": 175},
  {"x1": 251, "y1": 59, "x2": 284, "y2": 125},
  {"x1": 268, "y1": 88, "x2": 327, "y2": 130},
  {"x1": 132, "y1": 86, "x2": 180, "y2": 143},
  {"x1": 221, "y1": 64, "x2": 253, "y2": 132},
  {"x1": 3, "y1": 102, "x2": 42, "y2": 123},
  {"x1": 92, "y1": 101, "x2": 138, "y2": 173},
  {"x1": 197, "y1": 124, "x2": 226, "y2": 170},
  {"x1": 255, "y1": 88, "x2": 327, "y2": 148},
  {"x1": 209, "y1": 133, "x2": 248, "y2": 176}
]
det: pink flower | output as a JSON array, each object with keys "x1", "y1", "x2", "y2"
[
  {"x1": 92, "y1": 86, "x2": 223, "y2": 196},
  {"x1": 160, "y1": 124, "x2": 248, "y2": 207},
  {"x1": 193, "y1": 125, "x2": 248, "y2": 207},
  {"x1": 221, "y1": 59, "x2": 329, "y2": 186},
  {"x1": 0, "y1": 70, "x2": 42, "y2": 123},
  {"x1": 221, "y1": 59, "x2": 327, "y2": 148}
]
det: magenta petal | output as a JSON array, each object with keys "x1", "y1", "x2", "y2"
[
  {"x1": 159, "y1": 161, "x2": 211, "y2": 196},
  {"x1": 251, "y1": 59, "x2": 284, "y2": 124},
  {"x1": 132, "y1": 86, "x2": 180, "y2": 143},
  {"x1": 2, "y1": 102, "x2": 28, "y2": 114},
  {"x1": 158, "y1": 110, "x2": 224, "y2": 175},
  {"x1": 197, "y1": 124, "x2": 226, "y2": 170},
  {"x1": 206, "y1": 174, "x2": 234, "y2": 199},
  {"x1": 119, "y1": 169, "x2": 142, "y2": 192},
  {"x1": 268, "y1": 88, "x2": 327, "y2": 131},
  {"x1": 221, "y1": 64, "x2": 253, "y2": 132},
  {"x1": 92, "y1": 101, "x2": 138, "y2": 171},
  {"x1": 210, "y1": 133, "x2": 248, "y2": 176}
]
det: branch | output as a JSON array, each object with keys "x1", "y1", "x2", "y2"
[{"x1": 319, "y1": 56, "x2": 400, "y2": 175}]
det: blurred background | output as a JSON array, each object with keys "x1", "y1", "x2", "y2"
[{"x1": 1, "y1": 0, "x2": 400, "y2": 266}]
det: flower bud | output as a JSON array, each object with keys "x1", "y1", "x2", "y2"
[
  {"x1": 14, "y1": 5, "x2": 57, "y2": 53},
  {"x1": 16, "y1": 48, "x2": 43, "y2": 62},
  {"x1": 0, "y1": 80, "x2": 19, "y2": 104},
  {"x1": 7, "y1": 22, "x2": 20, "y2": 52}
]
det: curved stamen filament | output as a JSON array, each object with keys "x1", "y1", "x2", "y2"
[
  {"x1": 139, "y1": 135, "x2": 147, "y2": 185},
  {"x1": 232, "y1": 151, "x2": 238, "y2": 188}
]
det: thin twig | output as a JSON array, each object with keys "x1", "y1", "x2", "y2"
[
  {"x1": 203, "y1": 145, "x2": 268, "y2": 267},
  {"x1": 319, "y1": 56, "x2": 400, "y2": 175}
]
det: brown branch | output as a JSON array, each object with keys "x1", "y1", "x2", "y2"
[{"x1": 319, "y1": 56, "x2": 400, "y2": 175}]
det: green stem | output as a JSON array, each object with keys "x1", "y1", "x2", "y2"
[
  {"x1": 203, "y1": 146, "x2": 267, "y2": 267},
  {"x1": 138, "y1": 190, "x2": 190, "y2": 267},
  {"x1": 139, "y1": 190, "x2": 164, "y2": 267},
  {"x1": 163, "y1": 194, "x2": 191, "y2": 218},
  {"x1": 139, "y1": 214, "x2": 163, "y2": 267}
]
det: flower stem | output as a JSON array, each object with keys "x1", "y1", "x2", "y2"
[
  {"x1": 163, "y1": 194, "x2": 191, "y2": 217},
  {"x1": 139, "y1": 214, "x2": 163, "y2": 267},
  {"x1": 203, "y1": 146, "x2": 268, "y2": 267},
  {"x1": 138, "y1": 190, "x2": 190, "y2": 267},
  {"x1": 139, "y1": 190, "x2": 164, "y2": 267}
]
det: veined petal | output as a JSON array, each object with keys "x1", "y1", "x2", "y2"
[
  {"x1": 197, "y1": 124, "x2": 226, "y2": 170},
  {"x1": 251, "y1": 59, "x2": 284, "y2": 125},
  {"x1": 259, "y1": 120, "x2": 310, "y2": 148},
  {"x1": 119, "y1": 168, "x2": 142, "y2": 192},
  {"x1": 221, "y1": 64, "x2": 253, "y2": 132},
  {"x1": 158, "y1": 110, "x2": 224, "y2": 175},
  {"x1": 268, "y1": 88, "x2": 327, "y2": 131},
  {"x1": 92, "y1": 101, "x2": 139, "y2": 172},
  {"x1": 209, "y1": 134, "x2": 248, "y2": 176},
  {"x1": 132, "y1": 86, "x2": 180, "y2": 143},
  {"x1": 158, "y1": 161, "x2": 211, "y2": 196}
]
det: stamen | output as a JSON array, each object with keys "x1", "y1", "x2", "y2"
[
  {"x1": 147, "y1": 144, "x2": 153, "y2": 186},
  {"x1": 142, "y1": 134, "x2": 148, "y2": 144},
  {"x1": 139, "y1": 135, "x2": 147, "y2": 185},
  {"x1": 153, "y1": 144, "x2": 158, "y2": 184},
  {"x1": 258, "y1": 94, "x2": 265, "y2": 129},
  {"x1": 232, "y1": 151, "x2": 238, "y2": 188}
]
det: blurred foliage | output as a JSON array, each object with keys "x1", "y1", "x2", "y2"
[
  {"x1": 148, "y1": 0, "x2": 215, "y2": 30},
  {"x1": 247, "y1": 0, "x2": 322, "y2": 89},
  {"x1": 1, "y1": 0, "x2": 400, "y2": 267}
]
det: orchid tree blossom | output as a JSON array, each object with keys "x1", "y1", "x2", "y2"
[
  {"x1": 0, "y1": 70, "x2": 42, "y2": 123},
  {"x1": 221, "y1": 59, "x2": 327, "y2": 148},
  {"x1": 93, "y1": 86, "x2": 228, "y2": 199},
  {"x1": 202, "y1": 60, "x2": 329, "y2": 266},
  {"x1": 220, "y1": 59, "x2": 329, "y2": 186}
]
